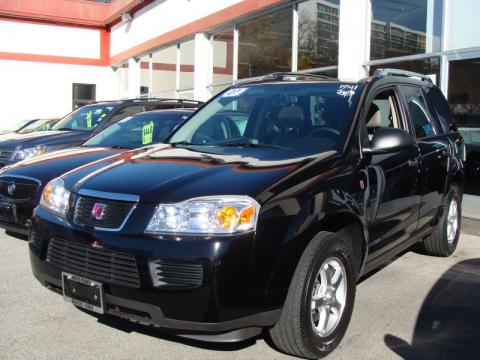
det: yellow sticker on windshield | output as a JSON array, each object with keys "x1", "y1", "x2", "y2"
[
  {"x1": 86, "y1": 111, "x2": 93, "y2": 128},
  {"x1": 142, "y1": 121, "x2": 154, "y2": 144}
]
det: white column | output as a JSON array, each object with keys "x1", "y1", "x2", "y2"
[
  {"x1": 338, "y1": 0, "x2": 371, "y2": 81},
  {"x1": 193, "y1": 32, "x2": 211, "y2": 101},
  {"x1": 127, "y1": 57, "x2": 140, "y2": 98}
]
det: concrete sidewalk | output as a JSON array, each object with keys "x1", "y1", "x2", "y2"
[{"x1": 463, "y1": 194, "x2": 480, "y2": 220}]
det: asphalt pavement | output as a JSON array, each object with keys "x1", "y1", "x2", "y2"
[{"x1": 1, "y1": 225, "x2": 480, "y2": 360}]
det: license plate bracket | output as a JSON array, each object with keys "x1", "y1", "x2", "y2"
[{"x1": 62, "y1": 272, "x2": 105, "y2": 314}]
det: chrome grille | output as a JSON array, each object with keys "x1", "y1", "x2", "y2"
[
  {"x1": 0, "y1": 176, "x2": 39, "y2": 200},
  {"x1": 73, "y1": 196, "x2": 135, "y2": 230},
  {"x1": 149, "y1": 258, "x2": 204, "y2": 289},
  {"x1": 47, "y1": 237, "x2": 140, "y2": 288}
]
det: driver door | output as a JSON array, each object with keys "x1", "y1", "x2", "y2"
[{"x1": 363, "y1": 87, "x2": 421, "y2": 262}]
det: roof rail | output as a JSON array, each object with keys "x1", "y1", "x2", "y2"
[
  {"x1": 235, "y1": 71, "x2": 336, "y2": 85},
  {"x1": 123, "y1": 98, "x2": 204, "y2": 105},
  {"x1": 373, "y1": 68, "x2": 433, "y2": 83}
]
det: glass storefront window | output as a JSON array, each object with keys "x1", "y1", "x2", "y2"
[
  {"x1": 151, "y1": 45, "x2": 177, "y2": 97},
  {"x1": 139, "y1": 54, "x2": 150, "y2": 96},
  {"x1": 180, "y1": 39, "x2": 195, "y2": 90},
  {"x1": 369, "y1": 57, "x2": 440, "y2": 84},
  {"x1": 298, "y1": 0, "x2": 340, "y2": 70},
  {"x1": 370, "y1": 0, "x2": 443, "y2": 60},
  {"x1": 212, "y1": 28, "x2": 234, "y2": 86},
  {"x1": 238, "y1": 7, "x2": 292, "y2": 79}
]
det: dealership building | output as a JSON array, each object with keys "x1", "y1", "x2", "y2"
[{"x1": 0, "y1": 0, "x2": 479, "y2": 194}]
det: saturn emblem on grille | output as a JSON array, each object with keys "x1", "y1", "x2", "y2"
[
  {"x1": 7, "y1": 181, "x2": 16, "y2": 195},
  {"x1": 91, "y1": 203, "x2": 107, "y2": 220}
]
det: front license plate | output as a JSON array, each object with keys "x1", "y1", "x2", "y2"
[
  {"x1": 0, "y1": 202, "x2": 14, "y2": 223},
  {"x1": 62, "y1": 272, "x2": 105, "y2": 314}
]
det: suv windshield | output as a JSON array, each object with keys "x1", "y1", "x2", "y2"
[
  {"x1": 169, "y1": 82, "x2": 364, "y2": 155},
  {"x1": 84, "y1": 111, "x2": 190, "y2": 149},
  {"x1": 17, "y1": 118, "x2": 58, "y2": 134},
  {"x1": 53, "y1": 104, "x2": 117, "y2": 132}
]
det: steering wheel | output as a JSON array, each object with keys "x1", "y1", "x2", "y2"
[{"x1": 308, "y1": 127, "x2": 341, "y2": 138}]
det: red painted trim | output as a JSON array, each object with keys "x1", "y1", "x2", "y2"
[
  {"x1": 0, "y1": 52, "x2": 107, "y2": 66},
  {"x1": 109, "y1": 0, "x2": 286, "y2": 65},
  {"x1": 0, "y1": 15, "x2": 104, "y2": 29}
]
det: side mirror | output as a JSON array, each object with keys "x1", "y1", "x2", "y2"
[{"x1": 363, "y1": 128, "x2": 415, "y2": 155}]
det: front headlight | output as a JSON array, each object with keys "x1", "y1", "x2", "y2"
[
  {"x1": 15, "y1": 145, "x2": 47, "y2": 161},
  {"x1": 39, "y1": 177, "x2": 71, "y2": 217},
  {"x1": 145, "y1": 196, "x2": 260, "y2": 235}
]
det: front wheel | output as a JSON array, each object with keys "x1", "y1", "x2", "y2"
[
  {"x1": 269, "y1": 232, "x2": 357, "y2": 359},
  {"x1": 423, "y1": 185, "x2": 462, "y2": 257}
]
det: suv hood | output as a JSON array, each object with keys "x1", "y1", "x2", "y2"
[
  {"x1": 0, "y1": 147, "x2": 126, "y2": 185},
  {"x1": 0, "y1": 130, "x2": 92, "y2": 149},
  {"x1": 63, "y1": 145, "x2": 339, "y2": 204}
]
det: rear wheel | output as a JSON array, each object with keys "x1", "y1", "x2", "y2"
[
  {"x1": 269, "y1": 231, "x2": 357, "y2": 359},
  {"x1": 423, "y1": 185, "x2": 461, "y2": 257}
]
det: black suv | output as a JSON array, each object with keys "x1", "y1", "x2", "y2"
[
  {"x1": 0, "y1": 98, "x2": 201, "y2": 167},
  {"x1": 29, "y1": 70, "x2": 464, "y2": 359}
]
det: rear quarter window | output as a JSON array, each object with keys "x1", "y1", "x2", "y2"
[{"x1": 424, "y1": 86, "x2": 453, "y2": 133}]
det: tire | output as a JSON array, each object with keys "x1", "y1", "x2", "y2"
[
  {"x1": 269, "y1": 231, "x2": 358, "y2": 359},
  {"x1": 423, "y1": 185, "x2": 462, "y2": 257}
]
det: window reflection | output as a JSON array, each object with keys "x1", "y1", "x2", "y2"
[
  {"x1": 238, "y1": 7, "x2": 292, "y2": 79},
  {"x1": 370, "y1": 0, "x2": 443, "y2": 60},
  {"x1": 298, "y1": 0, "x2": 339, "y2": 70},
  {"x1": 369, "y1": 57, "x2": 440, "y2": 84},
  {"x1": 212, "y1": 28, "x2": 234, "y2": 86}
]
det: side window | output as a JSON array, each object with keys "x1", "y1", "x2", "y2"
[
  {"x1": 400, "y1": 85, "x2": 438, "y2": 138},
  {"x1": 424, "y1": 86, "x2": 452, "y2": 133},
  {"x1": 365, "y1": 89, "x2": 402, "y2": 140},
  {"x1": 107, "y1": 105, "x2": 145, "y2": 125}
]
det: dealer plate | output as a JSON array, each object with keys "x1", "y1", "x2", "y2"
[{"x1": 62, "y1": 272, "x2": 105, "y2": 314}]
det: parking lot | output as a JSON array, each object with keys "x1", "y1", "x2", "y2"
[{"x1": 1, "y1": 220, "x2": 479, "y2": 360}]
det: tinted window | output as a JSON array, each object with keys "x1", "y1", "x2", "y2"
[
  {"x1": 84, "y1": 112, "x2": 190, "y2": 149},
  {"x1": 424, "y1": 86, "x2": 452, "y2": 133},
  {"x1": 54, "y1": 104, "x2": 116, "y2": 131},
  {"x1": 104, "y1": 105, "x2": 145, "y2": 126},
  {"x1": 170, "y1": 83, "x2": 364, "y2": 155},
  {"x1": 400, "y1": 85, "x2": 437, "y2": 138}
]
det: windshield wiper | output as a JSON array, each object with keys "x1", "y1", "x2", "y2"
[
  {"x1": 56, "y1": 127, "x2": 76, "y2": 131},
  {"x1": 109, "y1": 145, "x2": 131, "y2": 149},
  {"x1": 170, "y1": 140, "x2": 198, "y2": 147},
  {"x1": 220, "y1": 141, "x2": 290, "y2": 150}
]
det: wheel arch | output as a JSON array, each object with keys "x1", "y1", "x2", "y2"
[{"x1": 262, "y1": 193, "x2": 368, "y2": 308}]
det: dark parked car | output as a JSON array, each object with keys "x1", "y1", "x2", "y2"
[
  {"x1": 29, "y1": 70, "x2": 464, "y2": 359},
  {"x1": 0, "y1": 109, "x2": 194, "y2": 236},
  {"x1": 0, "y1": 98, "x2": 201, "y2": 167}
]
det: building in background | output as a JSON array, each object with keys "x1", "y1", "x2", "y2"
[{"x1": 1, "y1": 0, "x2": 480, "y2": 194}]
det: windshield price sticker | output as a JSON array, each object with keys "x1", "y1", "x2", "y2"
[
  {"x1": 86, "y1": 111, "x2": 93, "y2": 128},
  {"x1": 221, "y1": 88, "x2": 249, "y2": 98},
  {"x1": 142, "y1": 121, "x2": 154, "y2": 144}
]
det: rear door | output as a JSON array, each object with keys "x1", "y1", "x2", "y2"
[{"x1": 399, "y1": 85, "x2": 450, "y2": 233}]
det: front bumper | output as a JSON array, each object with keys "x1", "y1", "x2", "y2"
[
  {"x1": 0, "y1": 197, "x2": 36, "y2": 235},
  {"x1": 29, "y1": 207, "x2": 280, "y2": 339}
]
